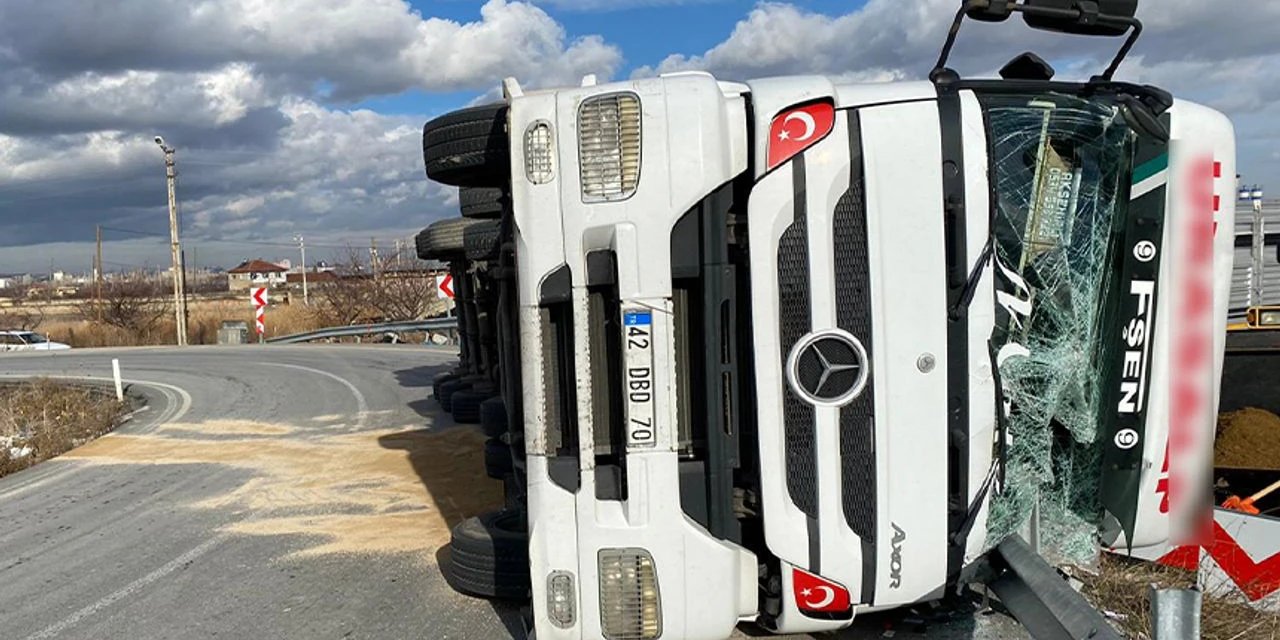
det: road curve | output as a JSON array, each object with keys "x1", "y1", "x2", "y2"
[{"x1": 0, "y1": 345, "x2": 521, "y2": 640}]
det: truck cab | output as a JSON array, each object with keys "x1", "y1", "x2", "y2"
[{"x1": 417, "y1": 2, "x2": 1237, "y2": 638}]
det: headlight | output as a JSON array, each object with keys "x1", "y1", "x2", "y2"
[
  {"x1": 525, "y1": 121, "x2": 555, "y2": 185},
  {"x1": 598, "y1": 548, "x2": 661, "y2": 640},
  {"x1": 547, "y1": 571, "x2": 577, "y2": 629},
  {"x1": 578, "y1": 93, "x2": 641, "y2": 202}
]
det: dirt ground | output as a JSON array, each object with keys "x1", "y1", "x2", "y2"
[{"x1": 1216, "y1": 408, "x2": 1280, "y2": 470}]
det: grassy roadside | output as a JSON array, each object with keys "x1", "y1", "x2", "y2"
[
  {"x1": 0, "y1": 379, "x2": 127, "y2": 479},
  {"x1": 1082, "y1": 554, "x2": 1280, "y2": 639}
]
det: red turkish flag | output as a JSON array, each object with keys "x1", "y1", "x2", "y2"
[
  {"x1": 768, "y1": 101, "x2": 836, "y2": 170},
  {"x1": 792, "y1": 567, "x2": 851, "y2": 614}
]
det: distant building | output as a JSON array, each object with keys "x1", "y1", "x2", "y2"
[
  {"x1": 227, "y1": 259, "x2": 289, "y2": 292},
  {"x1": 0, "y1": 274, "x2": 32, "y2": 290}
]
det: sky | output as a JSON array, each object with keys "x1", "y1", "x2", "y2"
[{"x1": 1, "y1": 0, "x2": 1278, "y2": 274}]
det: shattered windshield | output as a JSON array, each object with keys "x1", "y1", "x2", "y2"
[{"x1": 980, "y1": 92, "x2": 1136, "y2": 565}]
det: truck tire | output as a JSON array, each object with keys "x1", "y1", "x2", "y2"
[
  {"x1": 423, "y1": 104, "x2": 509, "y2": 187},
  {"x1": 438, "y1": 379, "x2": 470, "y2": 412},
  {"x1": 418, "y1": 218, "x2": 485, "y2": 261},
  {"x1": 479, "y1": 397, "x2": 508, "y2": 438},
  {"x1": 446, "y1": 510, "x2": 530, "y2": 600},
  {"x1": 432, "y1": 372, "x2": 460, "y2": 401},
  {"x1": 484, "y1": 438, "x2": 514, "y2": 479},
  {"x1": 451, "y1": 390, "x2": 489, "y2": 424},
  {"x1": 460, "y1": 187, "x2": 510, "y2": 219},
  {"x1": 464, "y1": 220, "x2": 502, "y2": 262}
]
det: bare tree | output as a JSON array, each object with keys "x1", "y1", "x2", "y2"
[
  {"x1": 0, "y1": 285, "x2": 44, "y2": 330},
  {"x1": 78, "y1": 275, "x2": 171, "y2": 333},
  {"x1": 375, "y1": 270, "x2": 437, "y2": 321},
  {"x1": 311, "y1": 248, "x2": 378, "y2": 325}
]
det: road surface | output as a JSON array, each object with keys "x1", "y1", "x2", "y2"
[{"x1": 0, "y1": 345, "x2": 1024, "y2": 640}]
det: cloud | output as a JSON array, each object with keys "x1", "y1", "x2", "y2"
[
  {"x1": 0, "y1": 0, "x2": 627, "y2": 272},
  {"x1": 0, "y1": 0, "x2": 622, "y2": 105}
]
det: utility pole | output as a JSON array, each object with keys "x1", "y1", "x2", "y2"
[
  {"x1": 95, "y1": 225, "x2": 103, "y2": 320},
  {"x1": 370, "y1": 237, "x2": 380, "y2": 280},
  {"x1": 295, "y1": 235, "x2": 309, "y2": 305},
  {"x1": 155, "y1": 136, "x2": 189, "y2": 346}
]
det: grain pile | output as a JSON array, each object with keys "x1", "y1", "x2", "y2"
[
  {"x1": 1216, "y1": 408, "x2": 1280, "y2": 470},
  {"x1": 64, "y1": 421, "x2": 502, "y2": 558}
]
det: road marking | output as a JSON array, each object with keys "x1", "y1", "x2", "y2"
[
  {"x1": 24, "y1": 534, "x2": 227, "y2": 640},
  {"x1": 0, "y1": 375, "x2": 192, "y2": 501},
  {"x1": 258, "y1": 362, "x2": 369, "y2": 429}
]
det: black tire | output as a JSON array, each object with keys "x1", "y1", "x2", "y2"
[
  {"x1": 438, "y1": 379, "x2": 470, "y2": 412},
  {"x1": 423, "y1": 104, "x2": 509, "y2": 187},
  {"x1": 446, "y1": 510, "x2": 529, "y2": 600},
  {"x1": 432, "y1": 372, "x2": 460, "y2": 401},
  {"x1": 479, "y1": 397, "x2": 508, "y2": 438},
  {"x1": 484, "y1": 438, "x2": 514, "y2": 479},
  {"x1": 451, "y1": 390, "x2": 489, "y2": 424},
  {"x1": 460, "y1": 187, "x2": 509, "y2": 219},
  {"x1": 464, "y1": 220, "x2": 502, "y2": 262},
  {"x1": 417, "y1": 218, "x2": 486, "y2": 261}
]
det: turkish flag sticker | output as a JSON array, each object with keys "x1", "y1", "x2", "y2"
[
  {"x1": 792, "y1": 568, "x2": 852, "y2": 615},
  {"x1": 767, "y1": 101, "x2": 836, "y2": 171}
]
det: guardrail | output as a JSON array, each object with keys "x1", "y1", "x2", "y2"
[{"x1": 266, "y1": 318, "x2": 459, "y2": 345}]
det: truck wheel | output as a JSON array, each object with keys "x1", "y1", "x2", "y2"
[
  {"x1": 464, "y1": 220, "x2": 503, "y2": 262},
  {"x1": 438, "y1": 379, "x2": 470, "y2": 412},
  {"x1": 423, "y1": 104, "x2": 509, "y2": 187},
  {"x1": 451, "y1": 390, "x2": 489, "y2": 424},
  {"x1": 479, "y1": 397, "x2": 508, "y2": 438},
  {"x1": 446, "y1": 510, "x2": 530, "y2": 600},
  {"x1": 432, "y1": 372, "x2": 460, "y2": 401},
  {"x1": 417, "y1": 218, "x2": 485, "y2": 261},
  {"x1": 460, "y1": 187, "x2": 510, "y2": 219},
  {"x1": 484, "y1": 438, "x2": 514, "y2": 479}
]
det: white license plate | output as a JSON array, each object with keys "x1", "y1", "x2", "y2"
[{"x1": 623, "y1": 309, "x2": 656, "y2": 449}]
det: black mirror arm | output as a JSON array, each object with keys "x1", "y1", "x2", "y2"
[{"x1": 932, "y1": 0, "x2": 1144, "y2": 82}]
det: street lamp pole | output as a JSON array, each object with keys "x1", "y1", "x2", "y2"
[
  {"x1": 155, "y1": 136, "x2": 188, "y2": 346},
  {"x1": 295, "y1": 235, "x2": 309, "y2": 305}
]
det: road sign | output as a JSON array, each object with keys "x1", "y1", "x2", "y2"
[
  {"x1": 436, "y1": 274, "x2": 455, "y2": 300},
  {"x1": 251, "y1": 287, "x2": 268, "y2": 336}
]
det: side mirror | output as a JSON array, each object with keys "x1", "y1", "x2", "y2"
[
  {"x1": 1023, "y1": 0, "x2": 1138, "y2": 37},
  {"x1": 966, "y1": 0, "x2": 1015, "y2": 22}
]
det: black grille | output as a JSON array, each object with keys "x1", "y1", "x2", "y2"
[
  {"x1": 835, "y1": 112, "x2": 876, "y2": 542},
  {"x1": 779, "y1": 156, "x2": 817, "y2": 518}
]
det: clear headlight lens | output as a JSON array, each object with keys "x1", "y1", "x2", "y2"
[
  {"x1": 525, "y1": 121, "x2": 555, "y2": 185},
  {"x1": 598, "y1": 548, "x2": 661, "y2": 640},
  {"x1": 548, "y1": 571, "x2": 577, "y2": 628},
  {"x1": 578, "y1": 93, "x2": 641, "y2": 202}
]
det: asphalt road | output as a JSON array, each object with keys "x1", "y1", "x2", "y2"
[{"x1": 0, "y1": 345, "x2": 1025, "y2": 640}]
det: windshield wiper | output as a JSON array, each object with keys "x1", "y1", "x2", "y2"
[{"x1": 949, "y1": 234, "x2": 995, "y2": 322}]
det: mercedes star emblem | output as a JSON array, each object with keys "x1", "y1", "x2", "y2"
[{"x1": 786, "y1": 330, "x2": 869, "y2": 407}]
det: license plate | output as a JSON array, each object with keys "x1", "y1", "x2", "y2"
[{"x1": 623, "y1": 309, "x2": 656, "y2": 449}]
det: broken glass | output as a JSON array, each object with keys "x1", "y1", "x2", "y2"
[{"x1": 980, "y1": 92, "x2": 1135, "y2": 566}]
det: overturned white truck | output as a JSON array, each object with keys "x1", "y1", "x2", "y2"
[{"x1": 416, "y1": 1, "x2": 1236, "y2": 638}]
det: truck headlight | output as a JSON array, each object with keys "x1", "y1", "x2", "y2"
[
  {"x1": 578, "y1": 93, "x2": 641, "y2": 202},
  {"x1": 525, "y1": 121, "x2": 555, "y2": 185},
  {"x1": 548, "y1": 571, "x2": 577, "y2": 628},
  {"x1": 598, "y1": 548, "x2": 661, "y2": 640}
]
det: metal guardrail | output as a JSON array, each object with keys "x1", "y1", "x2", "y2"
[{"x1": 266, "y1": 318, "x2": 458, "y2": 344}]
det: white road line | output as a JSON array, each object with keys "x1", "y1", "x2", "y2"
[
  {"x1": 24, "y1": 534, "x2": 227, "y2": 640},
  {"x1": 258, "y1": 362, "x2": 370, "y2": 429}
]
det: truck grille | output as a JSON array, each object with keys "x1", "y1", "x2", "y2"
[
  {"x1": 833, "y1": 156, "x2": 877, "y2": 542},
  {"x1": 779, "y1": 156, "x2": 818, "y2": 519}
]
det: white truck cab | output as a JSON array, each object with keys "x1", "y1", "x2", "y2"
[{"x1": 418, "y1": 2, "x2": 1237, "y2": 638}]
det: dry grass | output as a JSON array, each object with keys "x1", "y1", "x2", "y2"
[
  {"x1": 0, "y1": 379, "x2": 126, "y2": 478},
  {"x1": 34, "y1": 298, "x2": 330, "y2": 347},
  {"x1": 1082, "y1": 554, "x2": 1280, "y2": 639}
]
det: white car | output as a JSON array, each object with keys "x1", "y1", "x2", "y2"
[{"x1": 0, "y1": 331, "x2": 71, "y2": 352}]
